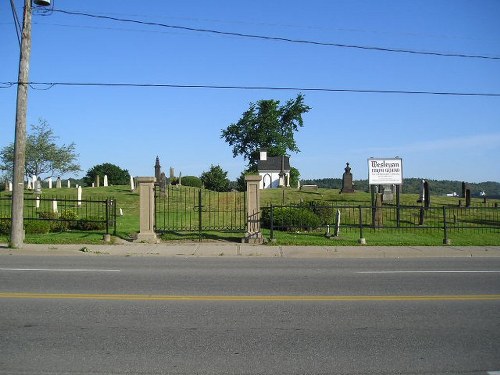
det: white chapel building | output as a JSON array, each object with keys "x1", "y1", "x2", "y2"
[{"x1": 257, "y1": 150, "x2": 290, "y2": 189}]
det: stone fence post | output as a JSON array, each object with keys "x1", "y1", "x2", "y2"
[
  {"x1": 135, "y1": 176, "x2": 158, "y2": 243},
  {"x1": 243, "y1": 175, "x2": 264, "y2": 243}
]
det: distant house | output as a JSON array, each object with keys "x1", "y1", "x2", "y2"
[{"x1": 257, "y1": 150, "x2": 290, "y2": 189}]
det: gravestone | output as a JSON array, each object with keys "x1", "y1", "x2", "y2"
[
  {"x1": 34, "y1": 179, "x2": 42, "y2": 195},
  {"x1": 130, "y1": 176, "x2": 135, "y2": 192},
  {"x1": 423, "y1": 180, "x2": 430, "y2": 208},
  {"x1": 340, "y1": 162, "x2": 355, "y2": 193},
  {"x1": 461, "y1": 182, "x2": 467, "y2": 198},
  {"x1": 417, "y1": 179, "x2": 425, "y2": 203},
  {"x1": 103, "y1": 175, "x2": 108, "y2": 187},
  {"x1": 67, "y1": 180, "x2": 71, "y2": 188},
  {"x1": 77, "y1": 186, "x2": 82, "y2": 207},
  {"x1": 382, "y1": 185, "x2": 393, "y2": 202},
  {"x1": 96, "y1": 175, "x2": 100, "y2": 187},
  {"x1": 52, "y1": 199, "x2": 58, "y2": 213},
  {"x1": 154, "y1": 156, "x2": 161, "y2": 182},
  {"x1": 374, "y1": 193, "x2": 383, "y2": 227},
  {"x1": 56, "y1": 177, "x2": 61, "y2": 189},
  {"x1": 160, "y1": 172, "x2": 166, "y2": 193},
  {"x1": 8, "y1": 181, "x2": 12, "y2": 192},
  {"x1": 465, "y1": 188, "x2": 471, "y2": 207}
]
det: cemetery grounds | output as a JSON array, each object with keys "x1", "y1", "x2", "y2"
[{"x1": 0, "y1": 185, "x2": 498, "y2": 246}]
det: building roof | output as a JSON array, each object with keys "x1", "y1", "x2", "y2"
[{"x1": 257, "y1": 156, "x2": 290, "y2": 172}]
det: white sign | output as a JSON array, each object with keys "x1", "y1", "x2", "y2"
[{"x1": 368, "y1": 158, "x2": 403, "y2": 185}]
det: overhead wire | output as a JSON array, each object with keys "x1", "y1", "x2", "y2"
[
  {"x1": 51, "y1": 9, "x2": 500, "y2": 61},
  {"x1": 1, "y1": 81, "x2": 499, "y2": 97},
  {"x1": 9, "y1": 0, "x2": 22, "y2": 48}
]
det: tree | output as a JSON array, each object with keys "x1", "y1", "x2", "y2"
[
  {"x1": 84, "y1": 163, "x2": 130, "y2": 186},
  {"x1": 0, "y1": 119, "x2": 80, "y2": 180},
  {"x1": 289, "y1": 167, "x2": 300, "y2": 188},
  {"x1": 221, "y1": 94, "x2": 310, "y2": 168},
  {"x1": 200, "y1": 165, "x2": 230, "y2": 192}
]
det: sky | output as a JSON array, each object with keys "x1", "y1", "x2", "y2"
[{"x1": 1, "y1": 0, "x2": 499, "y2": 183}]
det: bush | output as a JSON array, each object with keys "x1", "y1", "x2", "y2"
[
  {"x1": 0, "y1": 219, "x2": 10, "y2": 235},
  {"x1": 25, "y1": 220, "x2": 51, "y2": 234},
  {"x1": 37, "y1": 211, "x2": 59, "y2": 220},
  {"x1": 307, "y1": 201, "x2": 336, "y2": 225},
  {"x1": 181, "y1": 176, "x2": 203, "y2": 188},
  {"x1": 76, "y1": 216, "x2": 106, "y2": 231},
  {"x1": 262, "y1": 206, "x2": 321, "y2": 231}
]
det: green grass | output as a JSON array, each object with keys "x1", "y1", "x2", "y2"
[{"x1": 1, "y1": 185, "x2": 499, "y2": 246}]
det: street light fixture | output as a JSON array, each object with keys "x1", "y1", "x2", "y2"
[{"x1": 10, "y1": 0, "x2": 50, "y2": 248}]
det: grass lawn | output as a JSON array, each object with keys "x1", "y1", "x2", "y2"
[{"x1": 0, "y1": 185, "x2": 498, "y2": 246}]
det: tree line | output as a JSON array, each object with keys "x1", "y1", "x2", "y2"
[{"x1": 300, "y1": 177, "x2": 500, "y2": 197}]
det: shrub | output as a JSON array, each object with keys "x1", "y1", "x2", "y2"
[
  {"x1": 37, "y1": 211, "x2": 59, "y2": 220},
  {"x1": 0, "y1": 219, "x2": 10, "y2": 234},
  {"x1": 262, "y1": 206, "x2": 321, "y2": 231},
  {"x1": 76, "y1": 216, "x2": 106, "y2": 231},
  {"x1": 25, "y1": 220, "x2": 51, "y2": 234},
  {"x1": 181, "y1": 176, "x2": 203, "y2": 188},
  {"x1": 307, "y1": 201, "x2": 336, "y2": 225}
]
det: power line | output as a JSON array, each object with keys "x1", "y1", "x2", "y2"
[
  {"x1": 51, "y1": 9, "x2": 500, "y2": 61},
  {"x1": 2, "y1": 81, "x2": 500, "y2": 97},
  {"x1": 9, "y1": 0, "x2": 22, "y2": 48}
]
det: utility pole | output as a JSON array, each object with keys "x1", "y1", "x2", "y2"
[{"x1": 10, "y1": 0, "x2": 34, "y2": 248}]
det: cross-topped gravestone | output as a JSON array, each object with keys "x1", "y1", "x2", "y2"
[{"x1": 340, "y1": 162, "x2": 355, "y2": 193}]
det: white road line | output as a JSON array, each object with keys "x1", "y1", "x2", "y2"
[
  {"x1": 0, "y1": 268, "x2": 120, "y2": 272},
  {"x1": 357, "y1": 270, "x2": 500, "y2": 274}
]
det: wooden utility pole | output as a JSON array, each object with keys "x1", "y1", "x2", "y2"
[{"x1": 10, "y1": 0, "x2": 33, "y2": 248}]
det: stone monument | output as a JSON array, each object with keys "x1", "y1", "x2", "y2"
[
  {"x1": 340, "y1": 162, "x2": 355, "y2": 193},
  {"x1": 154, "y1": 156, "x2": 161, "y2": 183}
]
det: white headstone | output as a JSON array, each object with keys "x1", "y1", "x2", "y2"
[
  {"x1": 103, "y1": 175, "x2": 108, "y2": 187},
  {"x1": 8, "y1": 181, "x2": 12, "y2": 191},
  {"x1": 52, "y1": 199, "x2": 58, "y2": 213},
  {"x1": 119, "y1": 208, "x2": 123, "y2": 216},
  {"x1": 48, "y1": 177, "x2": 53, "y2": 189},
  {"x1": 77, "y1": 186, "x2": 82, "y2": 207},
  {"x1": 36, "y1": 196, "x2": 40, "y2": 209},
  {"x1": 130, "y1": 176, "x2": 135, "y2": 191},
  {"x1": 27, "y1": 180, "x2": 33, "y2": 190},
  {"x1": 67, "y1": 180, "x2": 71, "y2": 188},
  {"x1": 56, "y1": 177, "x2": 61, "y2": 189},
  {"x1": 92, "y1": 183, "x2": 95, "y2": 188}
]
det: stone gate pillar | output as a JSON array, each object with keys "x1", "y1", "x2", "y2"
[
  {"x1": 135, "y1": 176, "x2": 158, "y2": 243},
  {"x1": 243, "y1": 175, "x2": 264, "y2": 244}
]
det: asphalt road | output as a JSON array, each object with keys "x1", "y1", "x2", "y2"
[{"x1": 1, "y1": 256, "x2": 500, "y2": 374}]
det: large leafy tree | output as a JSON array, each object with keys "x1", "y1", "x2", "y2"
[
  {"x1": 200, "y1": 165, "x2": 230, "y2": 192},
  {"x1": 221, "y1": 94, "x2": 310, "y2": 168},
  {"x1": 83, "y1": 163, "x2": 131, "y2": 186},
  {"x1": 0, "y1": 119, "x2": 80, "y2": 180}
]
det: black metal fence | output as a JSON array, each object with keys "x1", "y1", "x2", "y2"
[
  {"x1": 0, "y1": 195, "x2": 117, "y2": 235},
  {"x1": 155, "y1": 186, "x2": 246, "y2": 234},
  {"x1": 263, "y1": 203, "x2": 500, "y2": 239}
]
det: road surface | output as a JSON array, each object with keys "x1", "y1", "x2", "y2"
[{"x1": 1, "y1": 255, "x2": 499, "y2": 374}]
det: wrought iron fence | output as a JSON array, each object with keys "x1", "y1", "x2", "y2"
[
  {"x1": 263, "y1": 203, "x2": 500, "y2": 239},
  {"x1": 0, "y1": 195, "x2": 117, "y2": 235},
  {"x1": 155, "y1": 185, "x2": 246, "y2": 234}
]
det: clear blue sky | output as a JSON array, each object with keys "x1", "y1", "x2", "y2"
[{"x1": 1, "y1": 0, "x2": 499, "y2": 183}]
